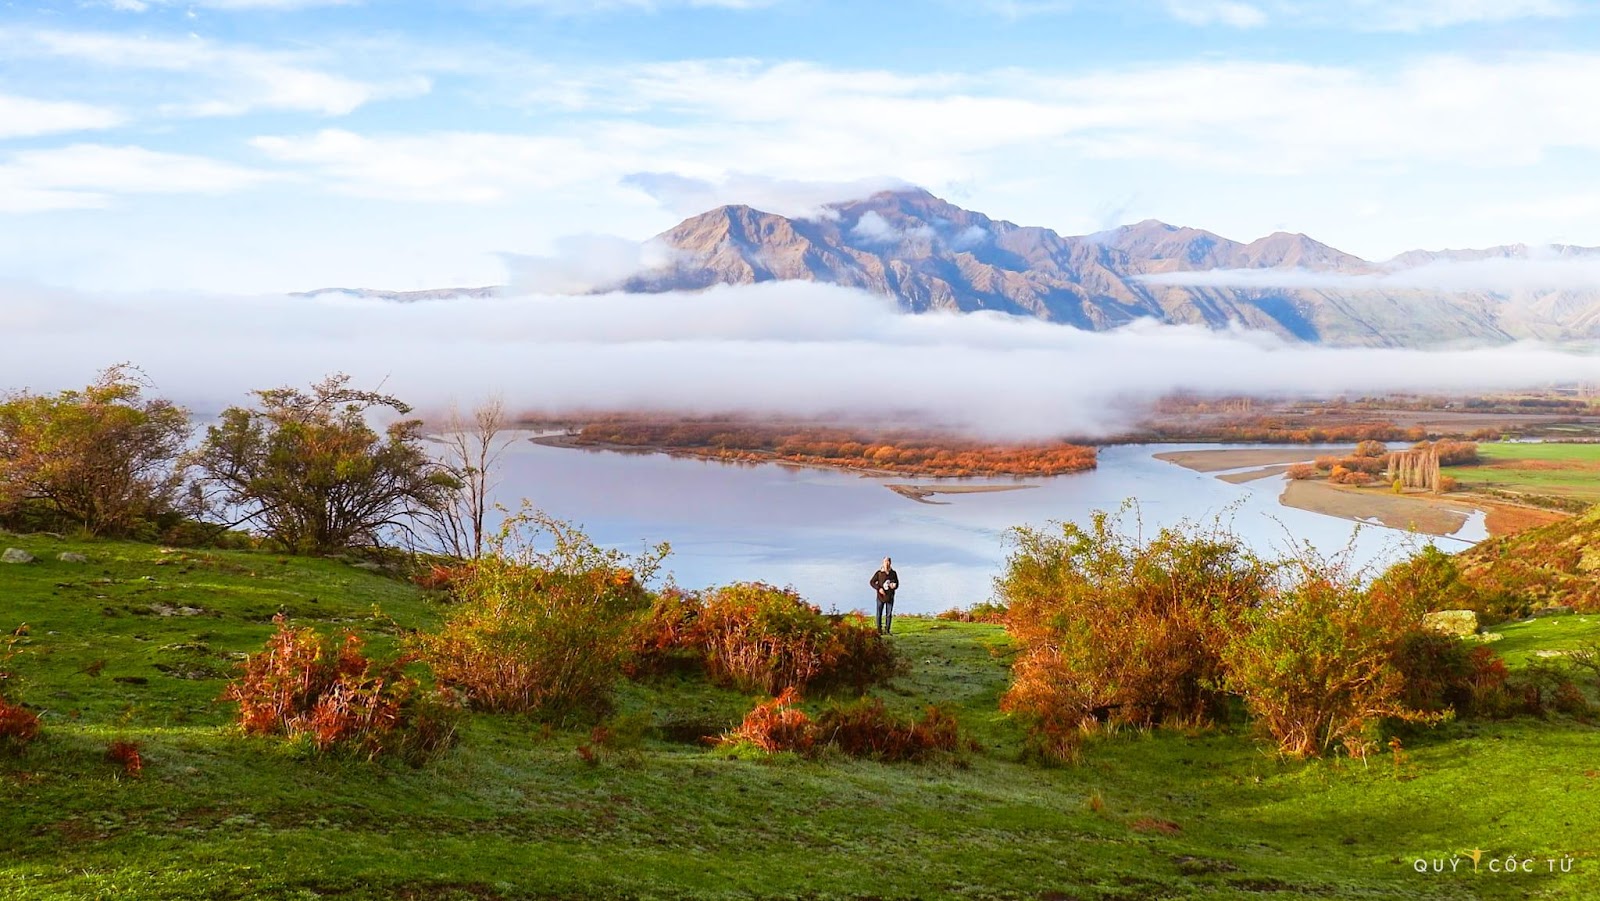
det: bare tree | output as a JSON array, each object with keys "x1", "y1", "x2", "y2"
[{"x1": 428, "y1": 397, "x2": 513, "y2": 559}]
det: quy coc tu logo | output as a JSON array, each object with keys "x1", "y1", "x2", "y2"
[{"x1": 1414, "y1": 849, "x2": 1578, "y2": 875}]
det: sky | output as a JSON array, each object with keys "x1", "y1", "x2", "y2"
[{"x1": 3, "y1": 0, "x2": 1600, "y2": 294}]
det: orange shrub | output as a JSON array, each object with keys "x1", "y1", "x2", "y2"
[
  {"x1": 813, "y1": 698, "x2": 965, "y2": 762},
  {"x1": 0, "y1": 624, "x2": 38, "y2": 753},
  {"x1": 0, "y1": 697, "x2": 39, "y2": 752},
  {"x1": 1285, "y1": 463, "x2": 1318, "y2": 480},
  {"x1": 998, "y1": 509, "x2": 1273, "y2": 757},
  {"x1": 721, "y1": 690, "x2": 967, "y2": 761},
  {"x1": 692, "y1": 583, "x2": 897, "y2": 695},
  {"x1": 720, "y1": 687, "x2": 815, "y2": 753},
  {"x1": 224, "y1": 615, "x2": 456, "y2": 762},
  {"x1": 106, "y1": 739, "x2": 144, "y2": 778},
  {"x1": 625, "y1": 588, "x2": 705, "y2": 677}
]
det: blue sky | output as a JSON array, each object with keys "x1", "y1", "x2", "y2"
[{"x1": 3, "y1": 0, "x2": 1599, "y2": 292}]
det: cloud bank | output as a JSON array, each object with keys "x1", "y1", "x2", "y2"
[
  {"x1": 1139, "y1": 251, "x2": 1600, "y2": 294},
  {"x1": 3, "y1": 281, "x2": 1598, "y2": 439}
]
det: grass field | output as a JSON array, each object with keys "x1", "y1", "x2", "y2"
[
  {"x1": 1453, "y1": 443, "x2": 1600, "y2": 507},
  {"x1": 2, "y1": 533, "x2": 1599, "y2": 899}
]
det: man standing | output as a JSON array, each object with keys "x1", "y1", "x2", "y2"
[{"x1": 870, "y1": 557, "x2": 900, "y2": 635}]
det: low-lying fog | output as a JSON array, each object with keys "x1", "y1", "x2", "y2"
[{"x1": 2, "y1": 280, "x2": 1598, "y2": 437}]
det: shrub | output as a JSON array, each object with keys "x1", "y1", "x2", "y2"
[
  {"x1": 1434, "y1": 440, "x2": 1479, "y2": 466},
  {"x1": 720, "y1": 690, "x2": 967, "y2": 761},
  {"x1": 106, "y1": 740, "x2": 144, "y2": 778},
  {"x1": 0, "y1": 624, "x2": 37, "y2": 753},
  {"x1": 1222, "y1": 556, "x2": 1435, "y2": 758},
  {"x1": 1394, "y1": 631, "x2": 1475, "y2": 715},
  {"x1": 1353, "y1": 439, "x2": 1388, "y2": 458},
  {"x1": 0, "y1": 697, "x2": 39, "y2": 752},
  {"x1": 720, "y1": 687, "x2": 815, "y2": 753},
  {"x1": 693, "y1": 583, "x2": 896, "y2": 695},
  {"x1": 937, "y1": 601, "x2": 1009, "y2": 623},
  {"x1": 999, "y1": 509, "x2": 1273, "y2": 755},
  {"x1": 1285, "y1": 463, "x2": 1318, "y2": 481},
  {"x1": 813, "y1": 697, "x2": 965, "y2": 762},
  {"x1": 626, "y1": 588, "x2": 706, "y2": 677},
  {"x1": 1313, "y1": 455, "x2": 1340, "y2": 472},
  {"x1": 824, "y1": 613, "x2": 900, "y2": 693},
  {"x1": 1438, "y1": 475, "x2": 1459, "y2": 492},
  {"x1": 417, "y1": 509, "x2": 665, "y2": 722},
  {"x1": 224, "y1": 615, "x2": 456, "y2": 763}
]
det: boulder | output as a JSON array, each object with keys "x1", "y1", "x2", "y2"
[
  {"x1": 1423, "y1": 609, "x2": 1479, "y2": 637},
  {"x1": 1532, "y1": 605, "x2": 1574, "y2": 618},
  {"x1": 57, "y1": 552, "x2": 89, "y2": 564},
  {"x1": 1, "y1": 548, "x2": 35, "y2": 564},
  {"x1": 351, "y1": 561, "x2": 385, "y2": 573}
]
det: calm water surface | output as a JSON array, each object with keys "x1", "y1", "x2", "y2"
[{"x1": 486, "y1": 438, "x2": 1483, "y2": 615}]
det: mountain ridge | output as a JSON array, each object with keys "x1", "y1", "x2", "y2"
[{"x1": 302, "y1": 189, "x2": 1600, "y2": 348}]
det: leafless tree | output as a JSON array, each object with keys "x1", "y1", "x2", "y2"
[{"x1": 427, "y1": 397, "x2": 514, "y2": 559}]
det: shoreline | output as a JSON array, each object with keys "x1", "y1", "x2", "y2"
[
  {"x1": 529, "y1": 433, "x2": 1072, "y2": 486},
  {"x1": 1157, "y1": 446, "x2": 1568, "y2": 538}
]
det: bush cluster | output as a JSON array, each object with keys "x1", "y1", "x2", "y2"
[
  {"x1": 999, "y1": 510, "x2": 1272, "y2": 755},
  {"x1": 224, "y1": 615, "x2": 456, "y2": 763},
  {"x1": 997, "y1": 510, "x2": 1486, "y2": 761},
  {"x1": 720, "y1": 689, "x2": 965, "y2": 762},
  {"x1": 630, "y1": 582, "x2": 898, "y2": 695}
]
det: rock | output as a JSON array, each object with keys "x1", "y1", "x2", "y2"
[
  {"x1": 1, "y1": 548, "x2": 35, "y2": 564},
  {"x1": 1535, "y1": 649, "x2": 1569, "y2": 658},
  {"x1": 57, "y1": 552, "x2": 89, "y2": 563},
  {"x1": 1423, "y1": 609, "x2": 1479, "y2": 637},
  {"x1": 1533, "y1": 605, "x2": 1574, "y2": 618},
  {"x1": 351, "y1": 561, "x2": 385, "y2": 572}
]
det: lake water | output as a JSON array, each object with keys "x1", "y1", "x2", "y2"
[{"x1": 484, "y1": 438, "x2": 1484, "y2": 615}]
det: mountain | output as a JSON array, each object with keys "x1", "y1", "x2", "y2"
[{"x1": 618, "y1": 189, "x2": 1600, "y2": 347}]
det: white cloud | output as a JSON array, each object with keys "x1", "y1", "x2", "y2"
[
  {"x1": 1139, "y1": 251, "x2": 1600, "y2": 294},
  {"x1": 0, "y1": 94, "x2": 124, "y2": 139},
  {"x1": 250, "y1": 129, "x2": 605, "y2": 201},
  {"x1": 0, "y1": 145, "x2": 272, "y2": 213},
  {"x1": 621, "y1": 172, "x2": 908, "y2": 219},
  {"x1": 0, "y1": 28, "x2": 426, "y2": 117},
  {"x1": 1164, "y1": 1, "x2": 1267, "y2": 28},
  {"x1": 502, "y1": 236, "x2": 683, "y2": 294},
  {"x1": 3, "y1": 281, "x2": 1598, "y2": 438},
  {"x1": 1342, "y1": 0, "x2": 1580, "y2": 32},
  {"x1": 1153, "y1": 0, "x2": 1579, "y2": 30}
]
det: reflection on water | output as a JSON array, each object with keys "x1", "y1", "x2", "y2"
[{"x1": 486, "y1": 438, "x2": 1478, "y2": 615}]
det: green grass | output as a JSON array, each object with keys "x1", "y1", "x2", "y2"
[
  {"x1": 1489, "y1": 615, "x2": 1600, "y2": 668},
  {"x1": 1454, "y1": 443, "x2": 1600, "y2": 504},
  {"x1": 3, "y1": 533, "x2": 1600, "y2": 899}
]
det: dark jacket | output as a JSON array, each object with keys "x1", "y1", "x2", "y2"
[{"x1": 870, "y1": 568, "x2": 899, "y2": 603}]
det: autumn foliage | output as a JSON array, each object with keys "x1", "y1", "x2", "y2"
[
  {"x1": 417, "y1": 509, "x2": 665, "y2": 722},
  {"x1": 632, "y1": 582, "x2": 898, "y2": 695},
  {"x1": 105, "y1": 739, "x2": 144, "y2": 778},
  {"x1": 224, "y1": 615, "x2": 456, "y2": 762},
  {"x1": 997, "y1": 508, "x2": 1480, "y2": 761},
  {"x1": 998, "y1": 510, "x2": 1273, "y2": 755},
  {"x1": 0, "y1": 624, "x2": 38, "y2": 753},
  {"x1": 571, "y1": 416, "x2": 1096, "y2": 477},
  {"x1": 720, "y1": 689, "x2": 965, "y2": 762}
]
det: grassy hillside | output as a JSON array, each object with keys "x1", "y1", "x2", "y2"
[
  {"x1": 2, "y1": 533, "x2": 1598, "y2": 900},
  {"x1": 1458, "y1": 504, "x2": 1600, "y2": 612}
]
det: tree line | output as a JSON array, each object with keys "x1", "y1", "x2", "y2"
[{"x1": 0, "y1": 365, "x2": 508, "y2": 557}]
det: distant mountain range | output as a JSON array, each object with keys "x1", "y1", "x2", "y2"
[{"x1": 307, "y1": 189, "x2": 1600, "y2": 348}]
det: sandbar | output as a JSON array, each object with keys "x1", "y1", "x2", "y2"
[{"x1": 885, "y1": 483, "x2": 1038, "y2": 505}]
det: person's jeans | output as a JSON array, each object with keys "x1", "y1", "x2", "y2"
[{"x1": 876, "y1": 597, "x2": 894, "y2": 634}]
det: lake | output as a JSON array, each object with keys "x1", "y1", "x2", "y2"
[{"x1": 484, "y1": 438, "x2": 1483, "y2": 615}]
